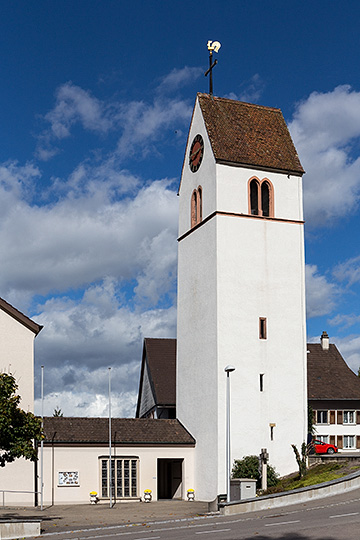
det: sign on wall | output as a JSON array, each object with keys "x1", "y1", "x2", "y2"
[{"x1": 58, "y1": 471, "x2": 79, "y2": 486}]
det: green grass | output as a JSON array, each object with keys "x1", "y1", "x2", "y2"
[{"x1": 264, "y1": 462, "x2": 360, "y2": 494}]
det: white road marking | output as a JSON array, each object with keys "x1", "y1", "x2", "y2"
[
  {"x1": 133, "y1": 537, "x2": 160, "y2": 540},
  {"x1": 196, "y1": 530, "x2": 231, "y2": 535},
  {"x1": 265, "y1": 520, "x2": 300, "y2": 527},
  {"x1": 329, "y1": 512, "x2": 359, "y2": 519}
]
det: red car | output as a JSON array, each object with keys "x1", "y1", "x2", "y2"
[{"x1": 313, "y1": 439, "x2": 338, "y2": 454}]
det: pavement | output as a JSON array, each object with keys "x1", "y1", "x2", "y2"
[{"x1": 0, "y1": 500, "x2": 210, "y2": 534}]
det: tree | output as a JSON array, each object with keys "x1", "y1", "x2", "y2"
[
  {"x1": 232, "y1": 455, "x2": 279, "y2": 489},
  {"x1": 291, "y1": 442, "x2": 312, "y2": 479},
  {"x1": 0, "y1": 373, "x2": 43, "y2": 467},
  {"x1": 53, "y1": 407, "x2": 63, "y2": 417}
]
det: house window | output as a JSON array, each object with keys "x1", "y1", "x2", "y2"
[
  {"x1": 316, "y1": 435, "x2": 329, "y2": 444},
  {"x1": 343, "y1": 436, "x2": 355, "y2": 449},
  {"x1": 316, "y1": 410, "x2": 328, "y2": 424},
  {"x1": 190, "y1": 186, "x2": 203, "y2": 228},
  {"x1": 248, "y1": 177, "x2": 274, "y2": 217},
  {"x1": 260, "y1": 374, "x2": 264, "y2": 392},
  {"x1": 100, "y1": 458, "x2": 138, "y2": 498},
  {"x1": 259, "y1": 318, "x2": 267, "y2": 339},
  {"x1": 343, "y1": 411, "x2": 355, "y2": 424}
]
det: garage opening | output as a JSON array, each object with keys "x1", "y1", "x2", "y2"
[{"x1": 157, "y1": 458, "x2": 183, "y2": 499}]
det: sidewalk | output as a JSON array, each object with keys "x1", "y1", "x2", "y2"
[{"x1": 0, "y1": 500, "x2": 210, "y2": 534}]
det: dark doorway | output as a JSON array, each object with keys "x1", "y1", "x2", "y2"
[{"x1": 157, "y1": 459, "x2": 183, "y2": 499}]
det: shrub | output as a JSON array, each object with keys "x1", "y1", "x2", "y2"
[{"x1": 232, "y1": 455, "x2": 279, "y2": 488}]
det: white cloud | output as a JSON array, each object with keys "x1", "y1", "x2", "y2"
[
  {"x1": 158, "y1": 66, "x2": 203, "y2": 93},
  {"x1": 328, "y1": 313, "x2": 360, "y2": 329},
  {"x1": 333, "y1": 255, "x2": 360, "y2": 286},
  {"x1": 45, "y1": 82, "x2": 112, "y2": 138},
  {"x1": 289, "y1": 85, "x2": 360, "y2": 227},
  {"x1": 33, "y1": 283, "x2": 177, "y2": 415},
  {"x1": 334, "y1": 334, "x2": 360, "y2": 374},
  {"x1": 225, "y1": 74, "x2": 265, "y2": 103},
  {"x1": 305, "y1": 264, "x2": 339, "y2": 318},
  {"x1": 0, "y1": 160, "x2": 178, "y2": 302},
  {"x1": 37, "y1": 78, "x2": 193, "y2": 161},
  {"x1": 115, "y1": 98, "x2": 191, "y2": 157},
  {"x1": 35, "y1": 389, "x2": 137, "y2": 418}
]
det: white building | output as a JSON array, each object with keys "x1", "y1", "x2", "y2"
[
  {"x1": 0, "y1": 297, "x2": 42, "y2": 505},
  {"x1": 308, "y1": 331, "x2": 360, "y2": 452},
  {"x1": 176, "y1": 94, "x2": 308, "y2": 501}
]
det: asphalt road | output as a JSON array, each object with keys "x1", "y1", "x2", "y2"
[{"x1": 37, "y1": 488, "x2": 360, "y2": 540}]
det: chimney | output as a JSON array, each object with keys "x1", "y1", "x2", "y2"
[{"x1": 320, "y1": 331, "x2": 329, "y2": 350}]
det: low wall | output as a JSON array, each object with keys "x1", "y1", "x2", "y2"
[
  {"x1": 219, "y1": 469, "x2": 360, "y2": 516},
  {"x1": 0, "y1": 520, "x2": 40, "y2": 540}
]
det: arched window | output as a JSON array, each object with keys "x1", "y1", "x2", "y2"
[
  {"x1": 250, "y1": 179, "x2": 259, "y2": 215},
  {"x1": 191, "y1": 190, "x2": 197, "y2": 228},
  {"x1": 248, "y1": 177, "x2": 274, "y2": 217},
  {"x1": 197, "y1": 186, "x2": 202, "y2": 222},
  {"x1": 261, "y1": 181, "x2": 270, "y2": 217},
  {"x1": 190, "y1": 186, "x2": 203, "y2": 228}
]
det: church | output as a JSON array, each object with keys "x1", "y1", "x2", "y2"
[{"x1": 2, "y1": 91, "x2": 313, "y2": 506}]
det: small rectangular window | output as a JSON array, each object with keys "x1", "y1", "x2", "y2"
[
  {"x1": 343, "y1": 411, "x2": 355, "y2": 424},
  {"x1": 260, "y1": 374, "x2": 264, "y2": 392},
  {"x1": 317, "y1": 410, "x2": 328, "y2": 424},
  {"x1": 344, "y1": 435, "x2": 355, "y2": 449},
  {"x1": 259, "y1": 318, "x2": 267, "y2": 339}
]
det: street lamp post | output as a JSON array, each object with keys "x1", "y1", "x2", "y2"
[{"x1": 224, "y1": 365, "x2": 235, "y2": 503}]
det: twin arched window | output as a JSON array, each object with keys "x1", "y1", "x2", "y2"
[
  {"x1": 191, "y1": 186, "x2": 202, "y2": 228},
  {"x1": 249, "y1": 177, "x2": 273, "y2": 217}
]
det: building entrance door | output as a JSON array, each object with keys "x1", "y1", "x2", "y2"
[{"x1": 157, "y1": 459, "x2": 183, "y2": 499}]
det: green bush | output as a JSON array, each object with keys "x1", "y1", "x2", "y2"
[{"x1": 232, "y1": 455, "x2": 279, "y2": 488}]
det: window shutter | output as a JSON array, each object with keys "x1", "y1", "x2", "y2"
[
  {"x1": 330, "y1": 435, "x2": 335, "y2": 446},
  {"x1": 330, "y1": 410, "x2": 335, "y2": 424},
  {"x1": 337, "y1": 410, "x2": 343, "y2": 424},
  {"x1": 357, "y1": 436, "x2": 360, "y2": 450},
  {"x1": 337, "y1": 435, "x2": 343, "y2": 449},
  {"x1": 357, "y1": 411, "x2": 360, "y2": 425}
]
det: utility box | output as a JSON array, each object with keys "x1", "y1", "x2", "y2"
[{"x1": 230, "y1": 478, "x2": 256, "y2": 501}]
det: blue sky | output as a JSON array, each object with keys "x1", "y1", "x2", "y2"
[{"x1": 1, "y1": 1, "x2": 360, "y2": 416}]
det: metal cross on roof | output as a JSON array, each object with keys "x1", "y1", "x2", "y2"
[{"x1": 205, "y1": 40, "x2": 221, "y2": 96}]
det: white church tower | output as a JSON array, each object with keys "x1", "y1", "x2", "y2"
[{"x1": 176, "y1": 93, "x2": 307, "y2": 502}]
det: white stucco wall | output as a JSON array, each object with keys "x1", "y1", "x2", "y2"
[
  {"x1": 0, "y1": 309, "x2": 35, "y2": 412},
  {"x1": 41, "y1": 445, "x2": 195, "y2": 505},
  {"x1": 0, "y1": 459, "x2": 35, "y2": 506}
]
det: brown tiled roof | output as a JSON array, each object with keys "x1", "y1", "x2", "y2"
[
  {"x1": 307, "y1": 343, "x2": 360, "y2": 400},
  {"x1": 135, "y1": 338, "x2": 176, "y2": 417},
  {"x1": 145, "y1": 338, "x2": 176, "y2": 406},
  {"x1": 197, "y1": 93, "x2": 304, "y2": 175},
  {"x1": 43, "y1": 417, "x2": 195, "y2": 446},
  {"x1": 0, "y1": 297, "x2": 42, "y2": 335}
]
